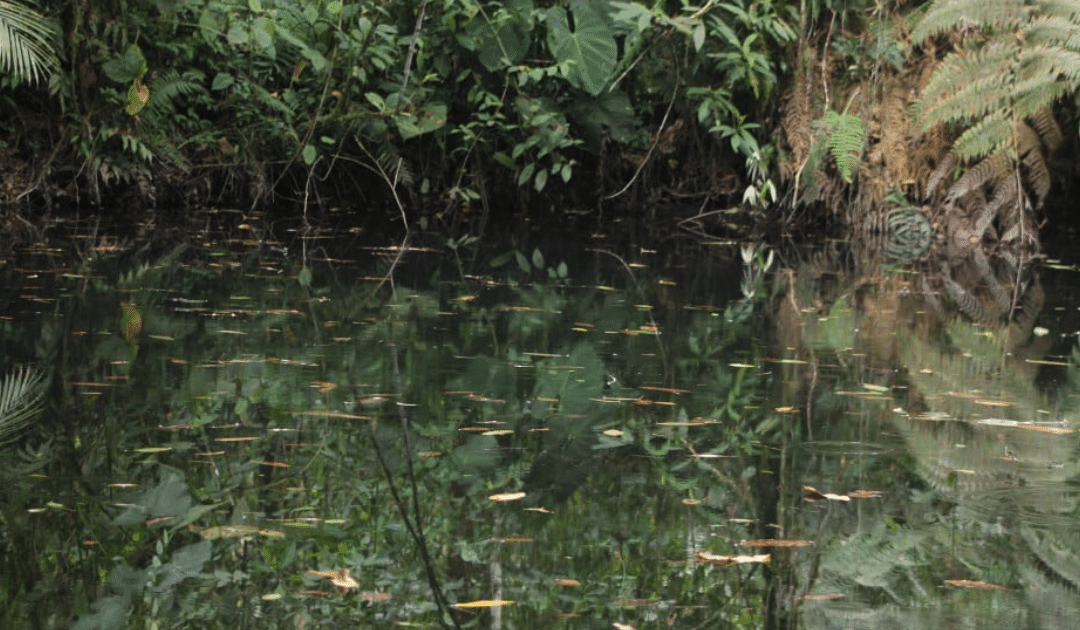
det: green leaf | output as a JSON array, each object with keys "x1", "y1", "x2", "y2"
[
  {"x1": 301, "y1": 144, "x2": 317, "y2": 165},
  {"x1": 124, "y1": 80, "x2": 150, "y2": 116},
  {"x1": 515, "y1": 250, "x2": 531, "y2": 273},
  {"x1": 545, "y1": 1, "x2": 617, "y2": 95},
  {"x1": 211, "y1": 72, "x2": 234, "y2": 91},
  {"x1": 518, "y1": 162, "x2": 535, "y2": 186},
  {"x1": 227, "y1": 23, "x2": 248, "y2": 46},
  {"x1": 693, "y1": 23, "x2": 706, "y2": 51},
  {"x1": 458, "y1": 6, "x2": 531, "y2": 72},
  {"x1": 102, "y1": 44, "x2": 147, "y2": 83},
  {"x1": 571, "y1": 89, "x2": 638, "y2": 150},
  {"x1": 298, "y1": 266, "x2": 313, "y2": 287},
  {"x1": 364, "y1": 92, "x2": 385, "y2": 110},
  {"x1": 534, "y1": 167, "x2": 549, "y2": 191},
  {"x1": 531, "y1": 248, "x2": 545, "y2": 270},
  {"x1": 395, "y1": 102, "x2": 448, "y2": 140}
]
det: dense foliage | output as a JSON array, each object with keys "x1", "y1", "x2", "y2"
[{"x1": 2, "y1": 0, "x2": 1079, "y2": 237}]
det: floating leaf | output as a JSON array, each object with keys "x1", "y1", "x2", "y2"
[
  {"x1": 453, "y1": 600, "x2": 515, "y2": 608},
  {"x1": 695, "y1": 551, "x2": 771, "y2": 566},
  {"x1": 488, "y1": 491, "x2": 527, "y2": 502},
  {"x1": 944, "y1": 579, "x2": 1007, "y2": 591},
  {"x1": 121, "y1": 302, "x2": 143, "y2": 342},
  {"x1": 738, "y1": 539, "x2": 813, "y2": 548},
  {"x1": 307, "y1": 569, "x2": 358, "y2": 589}
]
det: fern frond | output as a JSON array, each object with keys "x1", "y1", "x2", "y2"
[
  {"x1": 912, "y1": 0, "x2": 1028, "y2": 43},
  {"x1": 0, "y1": 365, "x2": 46, "y2": 447},
  {"x1": 925, "y1": 152, "x2": 958, "y2": 198},
  {"x1": 950, "y1": 114, "x2": 1013, "y2": 162},
  {"x1": 976, "y1": 173, "x2": 1019, "y2": 236},
  {"x1": 1024, "y1": 14, "x2": 1080, "y2": 48},
  {"x1": 1016, "y1": 121, "x2": 1051, "y2": 203},
  {"x1": 1029, "y1": 108, "x2": 1063, "y2": 152},
  {"x1": 821, "y1": 110, "x2": 865, "y2": 184},
  {"x1": 944, "y1": 279, "x2": 993, "y2": 326},
  {"x1": 914, "y1": 45, "x2": 1021, "y2": 131},
  {"x1": 947, "y1": 153, "x2": 1012, "y2": 201},
  {"x1": 145, "y1": 69, "x2": 207, "y2": 120}
]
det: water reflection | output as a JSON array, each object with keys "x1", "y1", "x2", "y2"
[{"x1": 1, "y1": 215, "x2": 1079, "y2": 629}]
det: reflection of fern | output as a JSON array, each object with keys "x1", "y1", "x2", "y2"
[
  {"x1": 820, "y1": 110, "x2": 864, "y2": 183},
  {"x1": 0, "y1": 366, "x2": 46, "y2": 447}
]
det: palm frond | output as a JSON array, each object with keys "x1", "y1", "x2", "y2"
[
  {"x1": 0, "y1": 0, "x2": 60, "y2": 85},
  {"x1": 0, "y1": 365, "x2": 47, "y2": 447}
]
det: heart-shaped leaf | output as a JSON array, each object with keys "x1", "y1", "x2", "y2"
[{"x1": 545, "y1": 2, "x2": 616, "y2": 96}]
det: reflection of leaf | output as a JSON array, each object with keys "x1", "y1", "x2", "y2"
[
  {"x1": 152, "y1": 540, "x2": 211, "y2": 592},
  {"x1": 71, "y1": 594, "x2": 129, "y2": 630},
  {"x1": 0, "y1": 365, "x2": 46, "y2": 447},
  {"x1": 452, "y1": 434, "x2": 502, "y2": 475},
  {"x1": 114, "y1": 471, "x2": 194, "y2": 526}
]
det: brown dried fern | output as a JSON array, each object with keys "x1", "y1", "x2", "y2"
[{"x1": 946, "y1": 154, "x2": 1012, "y2": 203}]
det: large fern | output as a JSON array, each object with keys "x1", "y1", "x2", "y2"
[{"x1": 912, "y1": 0, "x2": 1080, "y2": 164}]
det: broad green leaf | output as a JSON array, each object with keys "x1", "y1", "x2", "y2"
[
  {"x1": 515, "y1": 250, "x2": 531, "y2": 273},
  {"x1": 212, "y1": 72, "x2": 235, "y2": 91},
  {"x1": 394, "y1": 102, "x2": 448, "y2": 139},
  {"x1": 545, "y1": 2, "x2": 617, "y2": 96},
  {"x1": 227, "y1": 23, "x2": 248, "y2": 46},
  {"x1": 534, "y1": 167, "x2": 549, "y2": 191},
  {"x1": 301, "y1": 144, "x2": 317, "y2": 165},
  {"x1": 531, "y1": 248, "x2": 545, "y2": 270},
  {"x1": 518, "y1": 162, "x2": 535, "y2": 187},
  {"x1": 103, "y1": 44, "x2": 147, "y2": 83}
]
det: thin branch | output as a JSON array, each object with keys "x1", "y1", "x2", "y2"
[
  {"x1": 398, "y1": 0, "x2": 429, "y2": 103},
  {"x1": 603, "y1": 85, "x2": 679, "y2": 200}
]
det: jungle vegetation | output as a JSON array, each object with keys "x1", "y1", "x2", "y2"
[{"x1": 1, "y1": 0, "x2": 1079, "y2": 243}]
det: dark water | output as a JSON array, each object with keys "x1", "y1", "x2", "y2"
[{"x1": 2, "y1": 211, "x2": 1080, "y2": 629}]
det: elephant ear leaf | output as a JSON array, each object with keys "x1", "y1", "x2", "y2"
[{"x1": 545, "y1": 1, "x2": 617, "y2": 96}]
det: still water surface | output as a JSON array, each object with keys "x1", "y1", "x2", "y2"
[{"x1": 2, "y1": 212, "x2": 1079, "y2": 629}]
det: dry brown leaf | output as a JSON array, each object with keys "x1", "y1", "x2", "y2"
[
  {"x1": 846, "y1": 489, "x2": 883, "y2": 499},
  {"x1": 307, "y1": 569, "x2": 358, "y2": 590}
]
